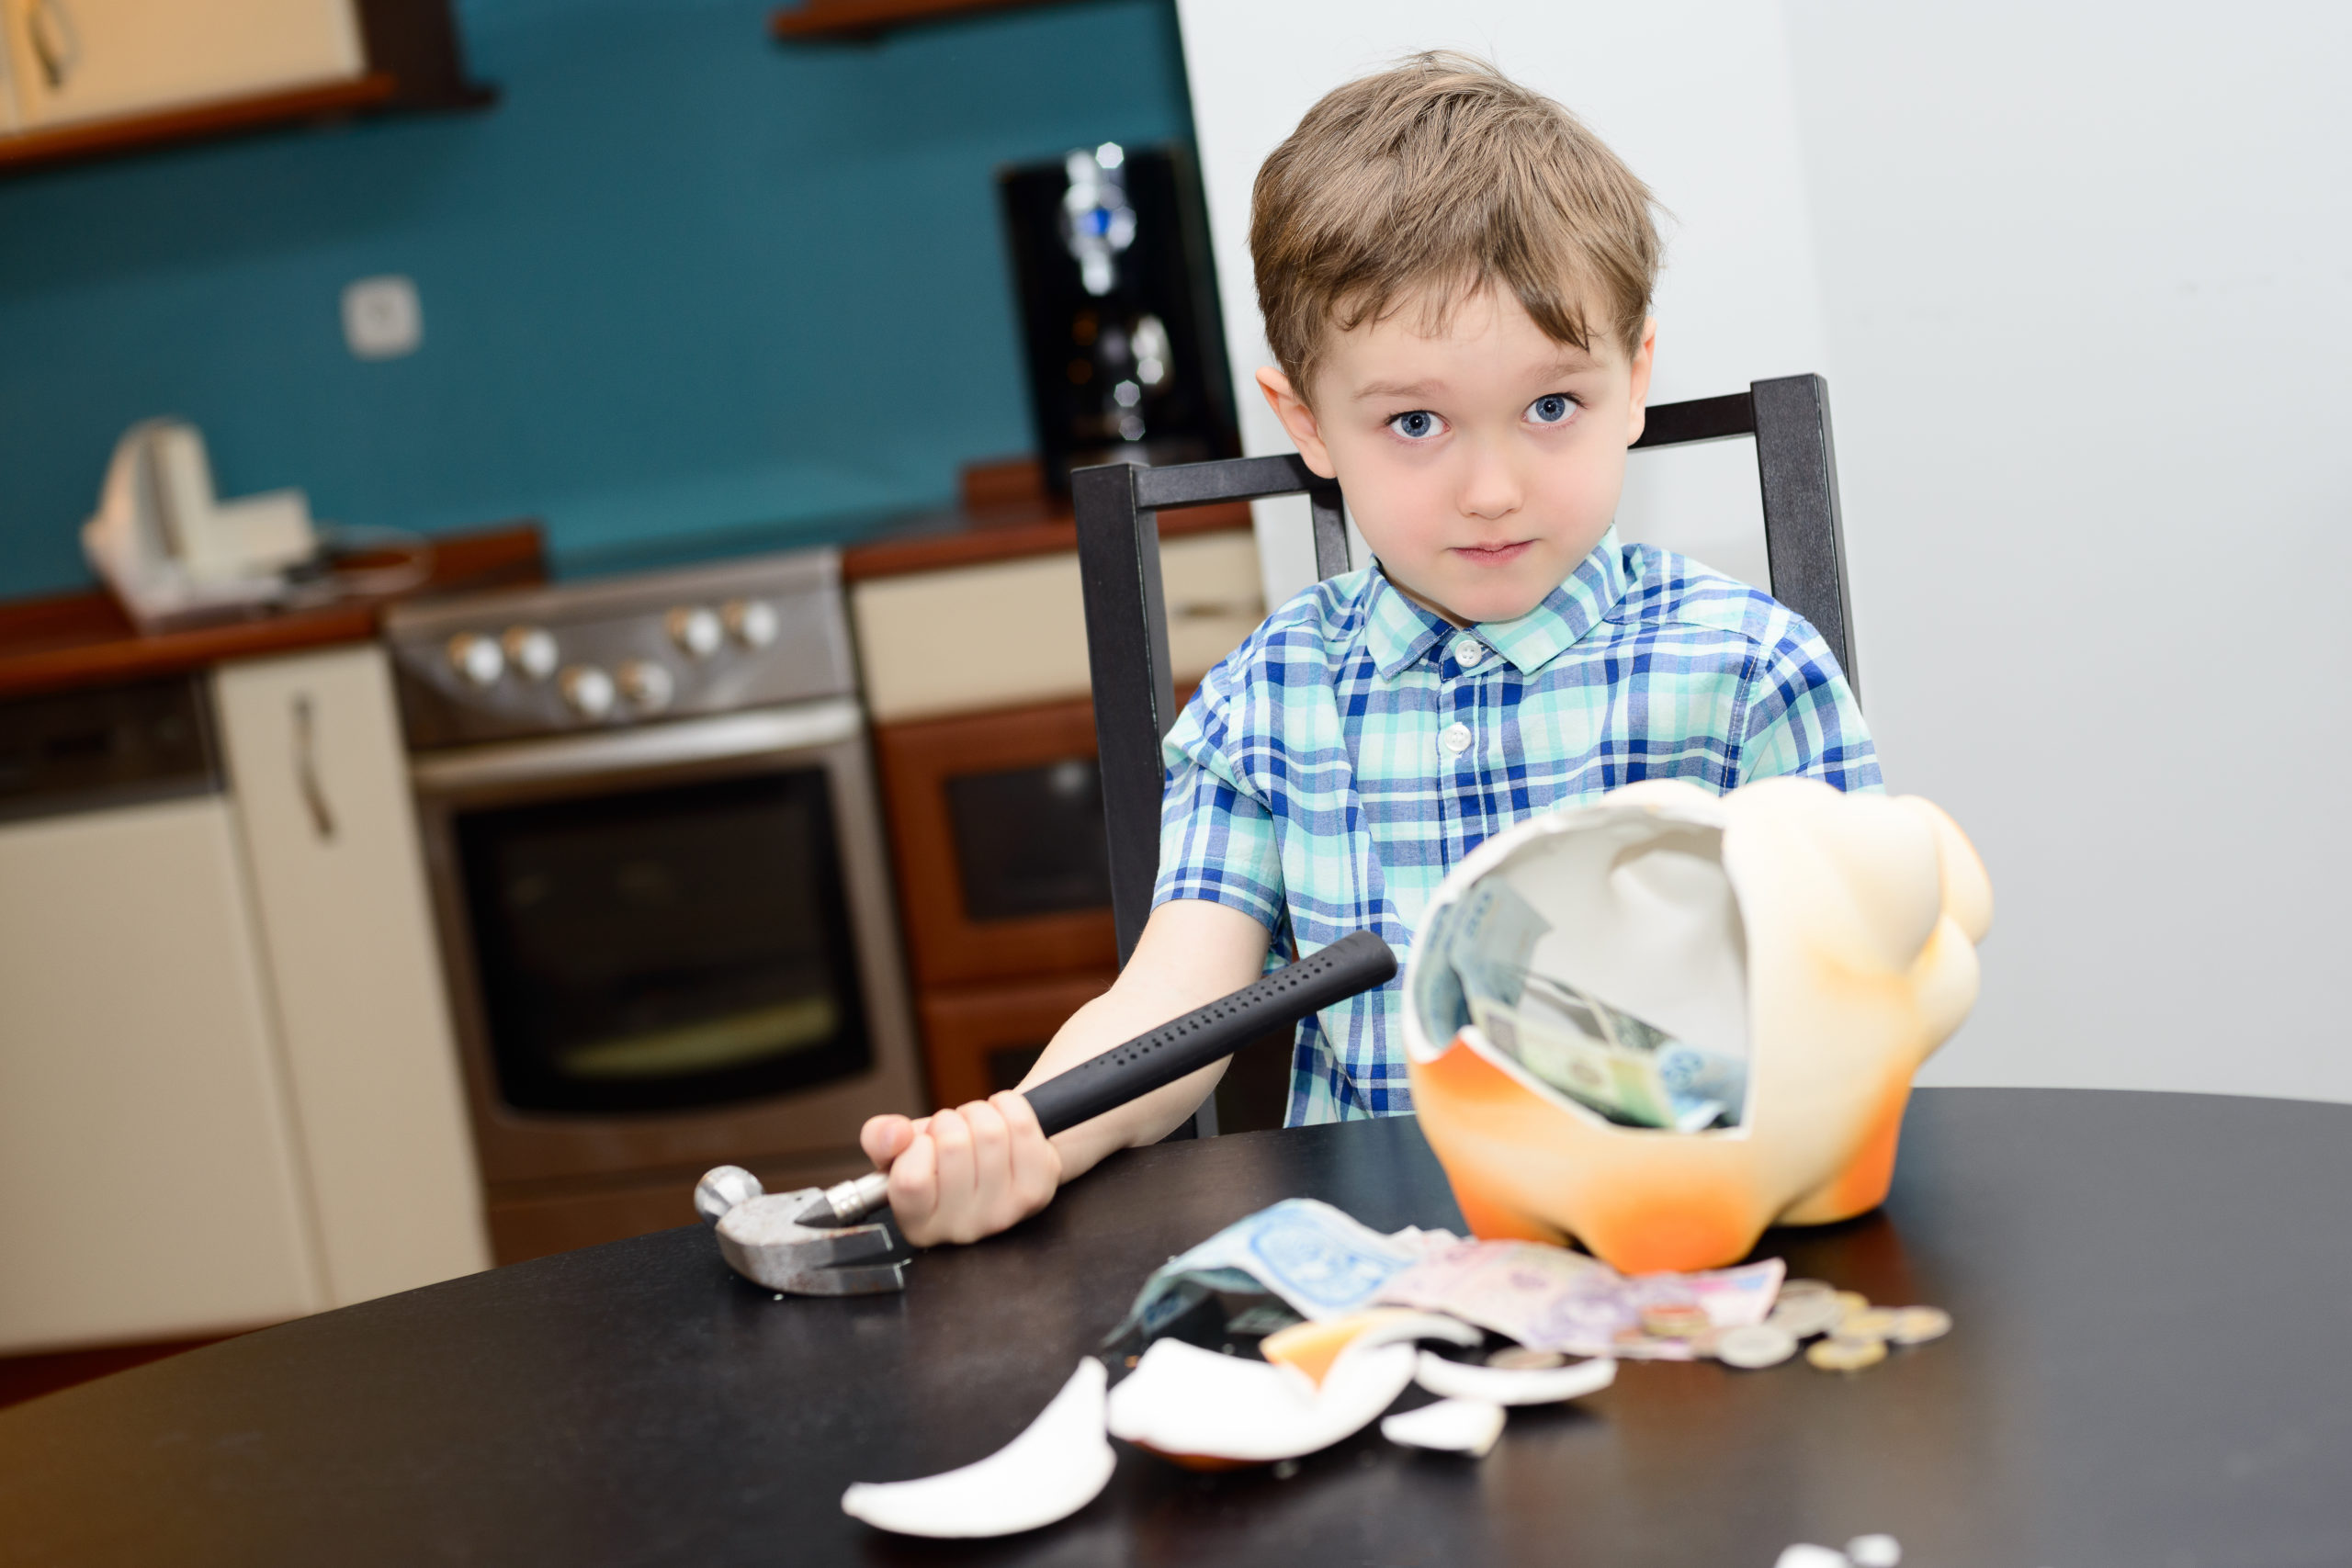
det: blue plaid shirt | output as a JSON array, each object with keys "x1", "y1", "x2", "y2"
[{"x1": 1153, "y1": 525, "x2": 1880, "y2": 1124}]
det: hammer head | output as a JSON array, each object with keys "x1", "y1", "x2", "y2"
[{"x1": 695, "y1": 1167, "x2": 908, "y2": 1295}]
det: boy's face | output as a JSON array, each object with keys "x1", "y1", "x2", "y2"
[{"x1": 1258, "y1": 288, "x2": 1656, "y2": 626}]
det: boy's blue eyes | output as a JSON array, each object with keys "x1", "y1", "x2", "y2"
[{"x1": 1383, "y1": 397, "x2": 1577, "y2": 442}]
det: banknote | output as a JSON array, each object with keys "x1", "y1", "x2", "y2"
[
  {"x1": 1376, "y1": 1240, "x2": 1785, "y2": 1359},
  {"x1": 1469, "y1": 973, "x2": 1747, "y2": 1132},
  {"x1": 1105, "y1": 1199, "x2": 1458, "y2": 1345}
]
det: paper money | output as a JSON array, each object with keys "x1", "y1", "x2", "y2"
[
  {"x1": 1374, "y1": 1240, "x2": 1785, "y2": 1360},
  {"x1": 1104, "y1": 1200, "x2": 1456, "y2": 1345}
]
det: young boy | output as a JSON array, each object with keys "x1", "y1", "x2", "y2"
[{"x1": 860, "y1": 54, "x2": 1876, "y2": 1245}]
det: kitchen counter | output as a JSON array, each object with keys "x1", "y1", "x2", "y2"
[{"x1": 0, "y1": 524, "x2": 545, "y2": 701}]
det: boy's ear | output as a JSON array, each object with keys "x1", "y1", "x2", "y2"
[
  {"x1": 1623, "y1": 317, "x2": 1659, "y2": 446},
  {"x1": 1255, "y1": 367, "x2": 1337, "y2": 479}
]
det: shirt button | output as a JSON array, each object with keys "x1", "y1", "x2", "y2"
[
  {"x1": 1441, "y1": 721, "x2": 1473, "y2": 755},
  {"x1": 1453, "y1": 638, "x2": 1486, "y2": 668}
]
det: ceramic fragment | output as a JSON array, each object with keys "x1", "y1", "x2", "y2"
[
  {"x1": 1380, "y1": 1397, "x2": 1506, "y2": 1457},
  {"x1": 841, "y1": 1359, "x2": 1114, "y2": 1539},
  {"x1": 1261, "y1": 1309, "x2": 1481, "y2": 1385},
  {"x1": 1411, "y1": 1349, "x2": 1617, "y2": 1405},
  {"x1": 1106, "y1": 1337, "x2": 1416, "y2": 1467}
]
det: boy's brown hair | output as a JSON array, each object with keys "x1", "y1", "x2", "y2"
[{"x1": 1251, "y1": 53, "x2": 1661, "y2": 402}]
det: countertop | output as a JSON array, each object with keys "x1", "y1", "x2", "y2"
[{"x1": 0, "y1": 524, "x2": 546, "y2": 701}]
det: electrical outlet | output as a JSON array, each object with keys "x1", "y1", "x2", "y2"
[{"x1": 342, "y1": 276, "x2": 423, "y2": 360}]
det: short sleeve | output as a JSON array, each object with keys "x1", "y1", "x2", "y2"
[
  {"x1": 1736, "y1": 625, "x2": 1883, "y2": 792},
  {"x1": 1151, "y1": 682, "x2": 1285, "y2": 932}
]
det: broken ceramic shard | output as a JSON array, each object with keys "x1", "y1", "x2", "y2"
[
  {"x1": 1260, "y1": 1309, "x2": 1481, "y2": 1386},
  {"x1": 1405, "y1": 778, "x2": 1993, "y2": 1273},
  {"x1": 1411, "y1": 1349, "x2": 1617, "y2": 1405},
  {"x1": 840, "y1": 1359, "x2": 1114, "y2": 1539},
  {"x1": 1105, "y1": 1337, "x2": 1416, "y2": 1467},
  {"x1": 1381, "y1": 1397, "x2": 1505, "y2": 1457}
]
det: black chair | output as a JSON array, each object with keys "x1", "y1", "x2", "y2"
[{"x1": 1072, "y1": 374, "x2": 1855, "y2": 1135}]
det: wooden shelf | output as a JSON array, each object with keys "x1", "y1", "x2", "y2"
[
  {"x1": 0, "y1": 73, "x2": 405, "y2": 176},
  {"x1": 771, "y1": 0, "x2": 1091, "y2": 41}
]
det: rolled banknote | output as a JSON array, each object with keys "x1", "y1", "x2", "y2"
[{"x1": 1102, "y1": 1199, "x2": 1457, "y2": 1346}]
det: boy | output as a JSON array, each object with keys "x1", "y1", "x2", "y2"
[{"x1": 861, "y1": 54, "x2": 1876, "y2": 1245}]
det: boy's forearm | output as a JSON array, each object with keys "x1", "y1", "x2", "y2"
[{"x1": 1012, "y1": 898, "x2": 1272, "y2": 1183}]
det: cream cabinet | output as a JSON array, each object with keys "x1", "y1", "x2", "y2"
[
  {"x1": 0, "y1": 795, "x2": 324, "y2": 1353},
  {"x1": 212, "y1": 644, "x2": 489, "y2": 1310},
  {"x1": 0, "y1": 0, "x2": 364, "y2": 131}
]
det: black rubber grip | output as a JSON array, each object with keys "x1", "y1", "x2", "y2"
[{"x1": 1021, "y1": 930, "x2": 1397, "y2": 1137}]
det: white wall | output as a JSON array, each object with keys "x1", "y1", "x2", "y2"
[{"x1": 1175, "y1": 1, "x2": 2352, "y2": 1101}]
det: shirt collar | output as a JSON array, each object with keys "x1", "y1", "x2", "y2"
[{"x1": 1363, "y1": 525, "x2": 1633, "y2": 680}]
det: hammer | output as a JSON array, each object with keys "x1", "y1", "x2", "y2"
[{"x1": 695, "y1": 930, "x2": 1397, "y2": 1294}]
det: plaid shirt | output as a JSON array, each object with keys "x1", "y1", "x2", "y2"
[{"x1": 1153, "y1": 525, "x2": 1880, "y2": 1125}]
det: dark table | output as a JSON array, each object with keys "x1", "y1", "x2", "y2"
[{"x1": 6, "y1": 1089, "x2": 2349, "y2": 1567}]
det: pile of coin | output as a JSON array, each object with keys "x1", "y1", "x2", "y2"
[{"x1": 1624, "y1": 1279, "x2": 1951, "y2": 1372}]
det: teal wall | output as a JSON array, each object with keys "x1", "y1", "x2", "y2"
[{"x1": 0, "y1": 0, "x2": 1195, "y2": 595}]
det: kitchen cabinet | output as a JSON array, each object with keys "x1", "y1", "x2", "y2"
[
  {"x1": 213, "y1": 644, "x2": 489, "y2": 1309},
  {"x1": 0, "y1": 0, "x2": 365, "y2": 131},
  {"x1": 0, "y1": 793, "x2": 324, "y2": 1353},
  {"x1": 0, "y1": 644, "x2": 488, "y2": 1357}
]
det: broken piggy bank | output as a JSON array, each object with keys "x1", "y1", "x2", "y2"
[{"x1": 1403, "y1": 777, "x2": 1992, "y2": 1275}]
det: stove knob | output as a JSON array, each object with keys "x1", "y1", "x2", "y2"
[
  {"x1": 667, "y1": 605, "x2": 724, "y2": 660},
  {"x1": 617, "y1": 660, "x2": 673, "y2": 713},
  {"x1": 723, "y1": 598, "x2": 779, "y2": 649},
  {"x1": 446, "y1": 632, "x2": 503, "y2": 687},
  {"x1": 560, "y1": 664, "x2": 616, "y2": 720},
  {"x1": 501, "y1": 626, "x2": 559, "y2": 682}
]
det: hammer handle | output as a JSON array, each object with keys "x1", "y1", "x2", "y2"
[{"x1": 1022, "y1": 930, "x2": 1397, "y2": 1137}]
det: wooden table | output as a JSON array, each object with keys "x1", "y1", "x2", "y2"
[{"x1": 5, "y1": 1089, "x2": 2347, "y2": 1566}]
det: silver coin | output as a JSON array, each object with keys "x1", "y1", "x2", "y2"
[
  {"x1": 1776, "y1": 1278, "x2": 1838, "y2": 1303},
  {"x1": 1889, "y1": 1305, "x2": 1953, "y2": 1345},
  {"x1": 1486, "y1": 1346, "x2": 1567, "y2": 1371},
  {"x1": 1767, "y1": 1294, "x2": 1845, "y2": 1340},
  {"x1": 1714, "y1": 1324, "x2": 1798, "y2": 1369}
]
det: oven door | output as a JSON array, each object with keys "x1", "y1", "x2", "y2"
[{"x1": 411, "y1": 698, "x2": 922, "y2": 1187}]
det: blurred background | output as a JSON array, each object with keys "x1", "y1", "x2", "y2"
[{"x1": 0, "y1": 0, "x2": 2344, "y2": 1395}]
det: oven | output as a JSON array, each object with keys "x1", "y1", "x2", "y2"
[{"x1": 387, "y1": 549, "x2": 922, "y2": 1263}]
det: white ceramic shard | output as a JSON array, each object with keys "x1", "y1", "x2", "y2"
[
  {"x1": 1260, "y1": 1309, "x2": 1482, "y2": 1385},
  {"x1": 1411, "y1": 1350, "x2": 1618, "y2": 1405},
  {"x1": 1106, "y1": 1337, "x2": 1417, "y2": 1467},
  {"x1": 841, "y1": 1359, "x2": 1114, "y2": 1539},
  {"x1": 1380, "y1": 1397, "x2": 1506, "y2": 1457}
]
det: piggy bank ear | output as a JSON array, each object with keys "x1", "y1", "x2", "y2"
[{"x1": 1897, "y1": 796, "x2": 1994, "y2": 944}]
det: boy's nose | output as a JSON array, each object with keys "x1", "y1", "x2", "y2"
[{"x1": 1454, "y1": 441, "x2": 1523, "y2": 522}]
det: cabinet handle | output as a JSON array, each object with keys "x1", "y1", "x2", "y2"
[
  {"x1": 28, "y1": 0, "x2": 78, "y2": 90},
  {"x1": 292, "y1": 694, "x2": 337, "y2": 842}
]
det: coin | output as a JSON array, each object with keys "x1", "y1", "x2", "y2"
[
  {"x1": 1777, "y1": 1278, "x2": 1838, "y2": 1303},
  {"x1": 1767, "y1": 1294, "x2": 1845, "y2": 1340},
  {"x1": 1833, "y1": 1290, "x2": 1871, "y2": 1320},
  {"x1": 1638, "y1": 1303, "x2": 1713, "y2": 1339},
  {"x1": 1840, "y1": 1307, "x2": 1901, "y2": 1342},
  {"x1": 1806, "y1": 1334, "x2": 1888, "y2": 1372},
  {"x1": 1487, "y1": 1346, "x2": 1567, "y2": 1371},
  {"x1": 1715, "y1": 1324, "x2": 1798, "y2": 1369},
  {"x1": 1889, "y1": 1305, "x2": 1952, "y2": 1345}
]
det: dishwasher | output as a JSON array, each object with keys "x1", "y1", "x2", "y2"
[{"x1": 0, "y1": 675, "x2": 321, "y2": 1355}]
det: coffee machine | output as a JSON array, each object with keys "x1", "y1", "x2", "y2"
[{"x1": 998, "y1": 141, "x2": 1240, "y2": 490}]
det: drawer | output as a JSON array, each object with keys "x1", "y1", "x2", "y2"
[{"x1": 851, "y1": 528, "x2": 1262, "y2": 723}]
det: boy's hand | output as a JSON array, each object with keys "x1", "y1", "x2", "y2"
[{"x1": 856, "y1": 1091, "x2": 1063, "y2": 1247}]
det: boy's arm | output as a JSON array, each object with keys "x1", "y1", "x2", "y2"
[{"x1": 857, "y1": 897, "x2": 1272, "y2": 1246}]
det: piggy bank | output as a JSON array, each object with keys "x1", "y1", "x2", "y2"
[{"x1": 1402, "y1": 777, "x2": 1992, "y2": 1275}]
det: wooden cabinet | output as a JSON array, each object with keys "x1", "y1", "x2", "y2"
[
  {"x1": 213, "y1": 644, "x2": 489, "y2": 1309},
  {"x1": 0, "y1": 0, "x2": 365, "y2": 131},
  {"x1": 0, "y1": 795, "x2": 324, "y2": 1353}
]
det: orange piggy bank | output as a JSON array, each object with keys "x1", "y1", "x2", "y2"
[{"x1": 1402, "y1": 777, "x2": 1992, "y2": 1275}]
